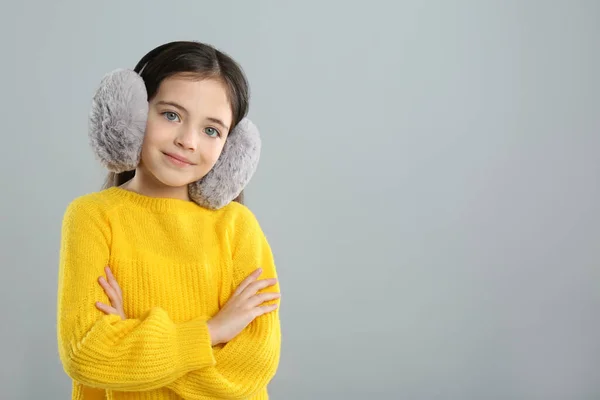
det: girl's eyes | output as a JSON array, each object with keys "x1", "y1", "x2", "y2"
[
  {"x1": 161, "y1": 111, "x2": 220, "y2": 138},
  {"x1": 204, "y1": 127, "x2": 220, "y2": 138},
  {"x1": 162, "y1": 111, "x2": 180, "y2": 122}
]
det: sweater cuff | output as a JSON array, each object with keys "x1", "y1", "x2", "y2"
[{"x1": 176, "y1": 318, "x2": 216, "y2": 370}]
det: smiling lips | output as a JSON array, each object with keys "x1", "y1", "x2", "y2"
[{"x1": 163, "y1": 152, "x2": 195, "y2": 167}]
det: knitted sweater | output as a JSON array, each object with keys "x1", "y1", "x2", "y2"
[{"x1": 56, "y1": 187, "x2": 281, "y2": 400}]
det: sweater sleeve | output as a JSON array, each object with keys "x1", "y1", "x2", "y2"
[
  {"x1": 56, "y1": 198, "x2": 217, "y2": 392},
  {"x1": 167, "y1": 207, "x2": 281, "y2": 400}
]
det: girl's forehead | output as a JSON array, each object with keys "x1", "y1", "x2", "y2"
[
  {"x1": 153, "y1": 77, "x2": 233, "y2": 124},
  {"x1": 158, "y1": 75, "x2": 227, "y2": 94}
]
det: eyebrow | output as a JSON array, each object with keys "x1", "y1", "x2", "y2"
[
  {"x1": 156, "y1": 100, "x2": 188, "y2": 114},
  {"x1": 156, "y1": 100, "x2": 230, "y2": 131},
  {"x1": 206, "y1": 117, "x2": 230, "y2": 131}
]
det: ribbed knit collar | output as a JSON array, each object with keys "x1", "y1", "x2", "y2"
[{"x1": 104, "y1": 186, "x2": 213, "y2": 214}]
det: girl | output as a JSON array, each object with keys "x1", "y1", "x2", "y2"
[{"x1": 57, "y1": 41, "x2": 281, "y2": 400}]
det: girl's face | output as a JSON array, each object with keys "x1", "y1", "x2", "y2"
[{"x1": 135, "y1": 74, "x2": 233, "y2": 199}]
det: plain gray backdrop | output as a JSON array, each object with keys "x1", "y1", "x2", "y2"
[{"x1": 1, "y1": 1, "x2": 599, "y2": 399}]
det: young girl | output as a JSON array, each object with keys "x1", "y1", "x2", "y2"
[{"x1": 56, "y1": 41, "x2": 281, "y2": 400}]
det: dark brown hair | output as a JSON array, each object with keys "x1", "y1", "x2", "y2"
[{"x1": 102, "y1": 40, "x2": 250, "y2": 204}]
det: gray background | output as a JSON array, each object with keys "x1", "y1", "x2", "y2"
[{"x1": 1, "y1": 1, "x2": 599, "y2": 399}]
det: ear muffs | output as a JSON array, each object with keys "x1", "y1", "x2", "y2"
[{"x1": 88, "y1": 69, "x2": 261, "y2": 210}]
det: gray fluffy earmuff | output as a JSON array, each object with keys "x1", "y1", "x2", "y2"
[{"x1": 88, "y1": 69, "x2": 261, "y2": 210}]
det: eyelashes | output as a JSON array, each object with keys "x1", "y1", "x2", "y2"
[
  {"x1": 163, "y1": 111, "x2": 180, "y2": 122},
  {"x1": 160, "y1": 111, "x2": 221, "y2": 138},
  {"x1": 203, "y1": 127, "x2": 219, "y2": 138}
]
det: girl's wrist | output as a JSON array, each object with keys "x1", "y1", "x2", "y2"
[{"x1": 207, "y1": 319, "x2": 221, "y2": 346}]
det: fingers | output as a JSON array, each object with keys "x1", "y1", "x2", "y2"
[
  {"x1": 233, "y1": 268, "x2": 263, "y2": 296},
  {"x1": 248, "y1": 292, "x2": 281, "y2": 308},
  {"x1": 105, "y1": 266, "x2": 122, "y2": 298},
  {"x1": 95, "y1": 301, "x2": 126, "y2": 320},
  {"x1": 97, "y1": 266, "x2": 127, "y2": 320},
  {"x1": 241, "y1": 278, "x2": 278, "y2": 299},
  {"x1": 95, "y1": 301, "x2": 118, "y2": 315},
  {"x1": 254, "y1": 303, "x2": 279, "y2": 318},
  {"x1": 98, "y1": 276, "x2": 120, "y2": 305},
  {"x1": 99, "y1": 266, "x2": 123, "y2": 308}
]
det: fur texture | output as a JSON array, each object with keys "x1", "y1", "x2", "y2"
[
  {"x1": 189, "y1": 118, "x2": 261, "y2": 209},
  {"x1": 88, "y1": 68, "x2": 261, "y2": 210},
  {"x1": 89, "y1": 69, "x2": 148, "y2": 172}
]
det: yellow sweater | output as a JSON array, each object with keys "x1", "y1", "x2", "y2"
[{"x1": 56, "y1": 187, "x2": 281, "y2": 400}]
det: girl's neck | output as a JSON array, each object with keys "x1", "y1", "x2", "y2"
[{"x1": 121, "y1": 167, "x2": 191, "y2": 202}]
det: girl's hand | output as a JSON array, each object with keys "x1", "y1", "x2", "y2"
[
  {"x1": 95, "y1": 266, "x2": 127, "y2": 320},
  {"x1": 207, "y1": 268, "x2": 280, "y2": 346}
]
